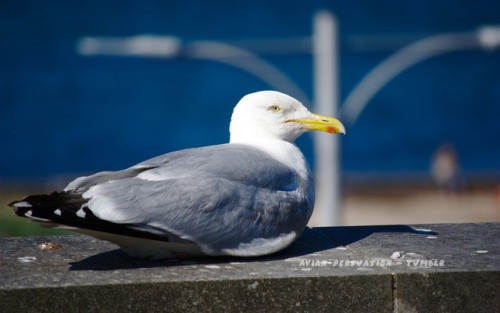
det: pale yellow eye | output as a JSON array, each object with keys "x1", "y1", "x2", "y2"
[{"x1": 270, "y1": 105, "x2": 281, "y2": 112}]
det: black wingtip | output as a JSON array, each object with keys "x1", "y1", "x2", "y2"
[
  {"x1": 9, "y1": 192, "x2": 85, "y2": 217},
  {"x1": 9, "y1": 191, "x2": 173, "y2": 242},
  {"x1": 9, "y1": 196, "x2": 33, "y2": 216}
]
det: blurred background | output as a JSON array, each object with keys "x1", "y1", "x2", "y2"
[{"x1": 1, "y1": 0, "x2": 499, "y2": 236}]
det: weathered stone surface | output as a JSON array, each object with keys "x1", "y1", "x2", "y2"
[
  {"x1": 317, "y1": 223, "x2": 500, "y2": 273},
  {"x1": 1, "y1": 223, "x2": 498, "y2": 312},
  {"x1": 395, "y1": 271, "x2": 500, "y2": 313},
  {"x1": 317, "y1": 223, "x2": 500, "y2": 312}
]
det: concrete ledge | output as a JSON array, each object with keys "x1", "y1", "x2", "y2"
[{"x1": 1, "y1": 223, "x2": 499, "y2": 312}]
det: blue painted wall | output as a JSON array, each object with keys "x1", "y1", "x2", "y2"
[{"x1": 1, "y1": 0, "x2": 499, "y2": 185}]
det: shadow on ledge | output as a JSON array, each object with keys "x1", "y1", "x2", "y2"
[
  {"x1": 69, "y1": 225, "x2": 437, "y2": 271},
  {"x1": 317, "y1": 224, "x2": 438, "y2": 246}
]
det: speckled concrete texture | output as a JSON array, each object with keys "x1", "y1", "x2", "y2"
[{"x1": 1, "y1": 223, "x2": 498, "y2": 312}]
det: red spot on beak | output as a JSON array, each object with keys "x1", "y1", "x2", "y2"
[{"x1": 327, "y1": 126, "x2": 336, "y2": 133}]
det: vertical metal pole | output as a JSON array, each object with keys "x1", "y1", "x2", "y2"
[{"x1": 310, "y1": 11, "x2": 340, "y2": 226}]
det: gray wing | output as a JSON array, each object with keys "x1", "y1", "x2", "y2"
[{"x1": 67, "y1": 144, "x2": 314, "y2": 255}]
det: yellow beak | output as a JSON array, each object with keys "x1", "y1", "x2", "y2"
[{"x1": 289, "y1": 113, "x2": 346, "y2": 134}]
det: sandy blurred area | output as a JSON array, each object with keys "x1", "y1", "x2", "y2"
[{"x1": 334, "y1": 185, "x2": 500, "y2": 226}]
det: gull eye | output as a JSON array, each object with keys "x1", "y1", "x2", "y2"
[{"x1": 270, "y1": 105, "x2": 281, "y2": 112}]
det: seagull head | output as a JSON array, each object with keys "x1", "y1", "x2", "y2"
[{"x1": 229, "y1": 91, "x2": 345, "y2": 143}]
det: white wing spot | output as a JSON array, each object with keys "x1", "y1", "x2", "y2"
[{"x1": 13, "y1": 201, "x2": 32, "y2": 208}]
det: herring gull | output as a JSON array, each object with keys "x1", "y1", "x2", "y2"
[{"x1": 10, "y1": 91, "x2": 345, "y2": 259}]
